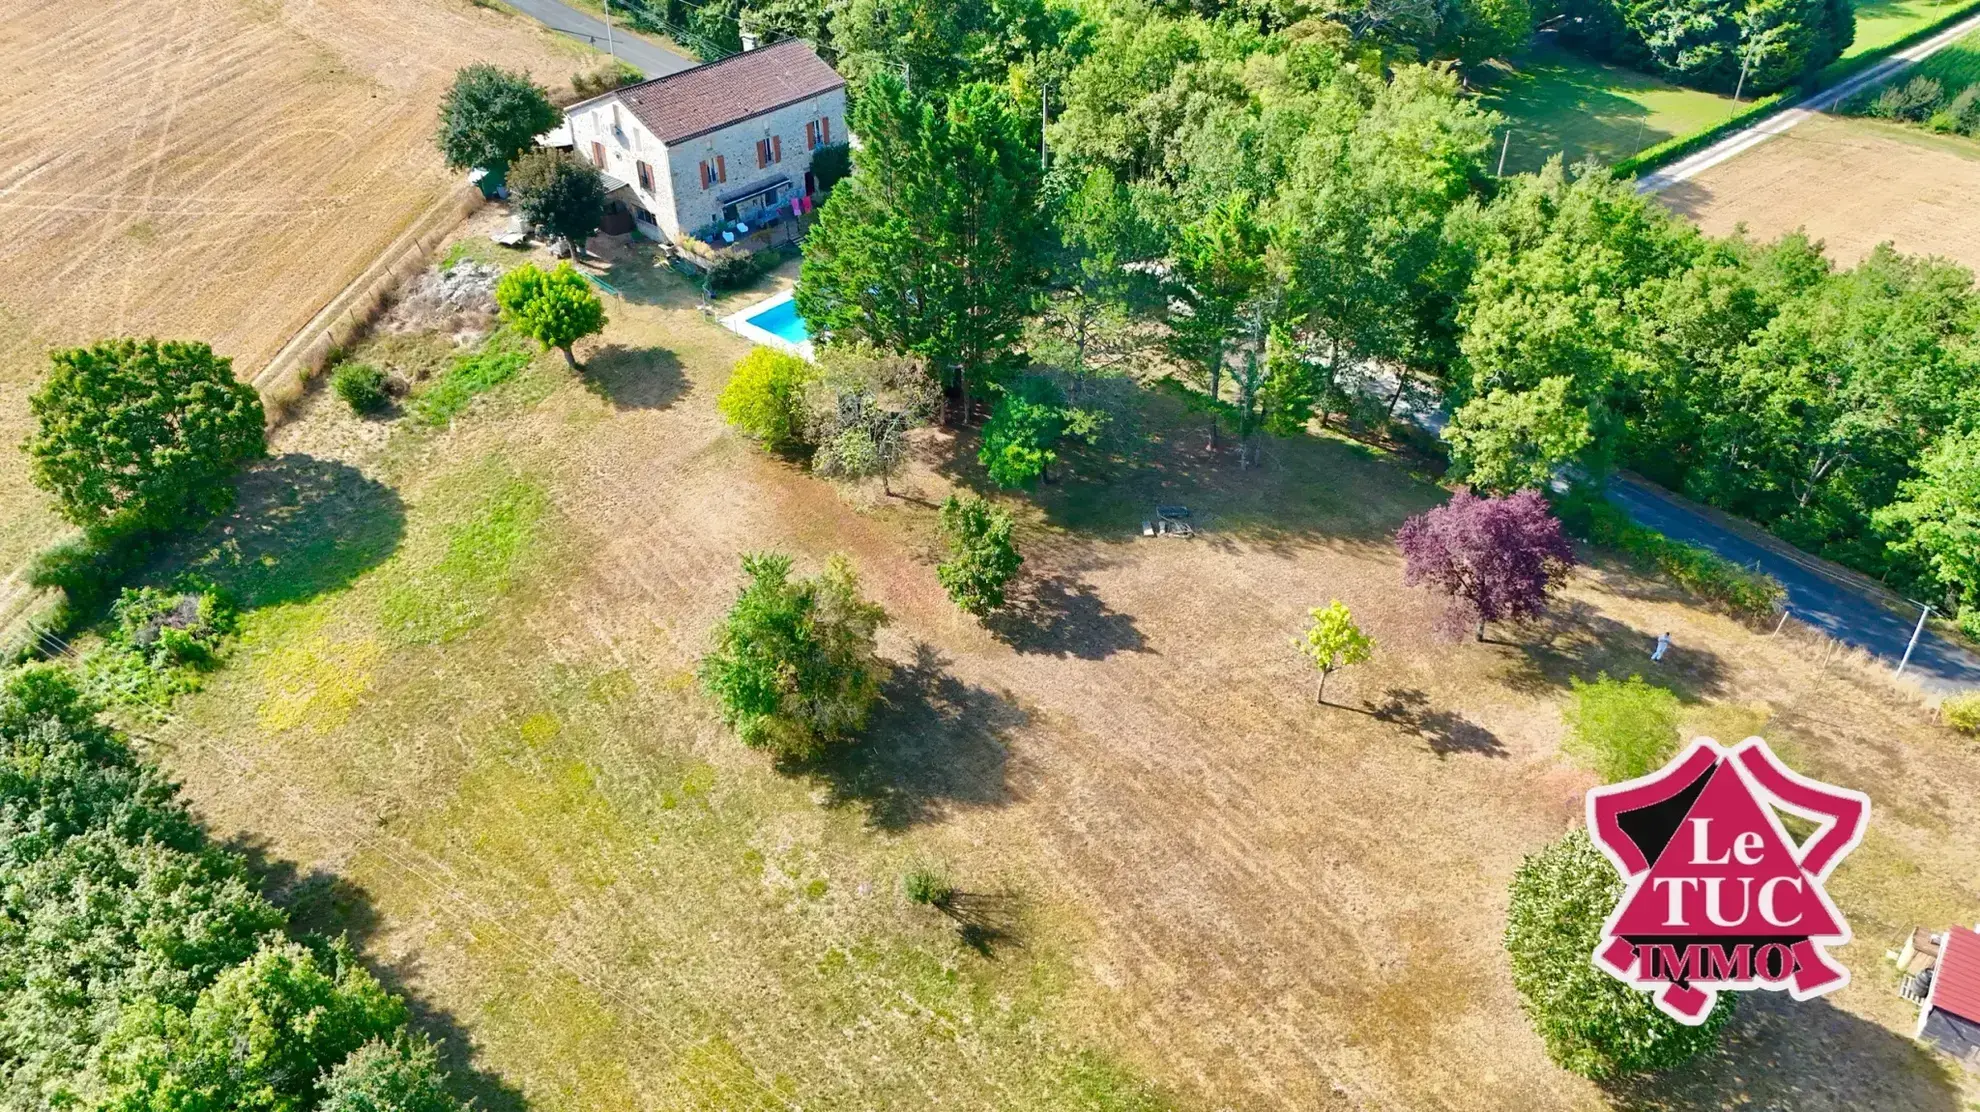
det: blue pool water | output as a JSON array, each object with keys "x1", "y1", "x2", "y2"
[{"x1": 746, "y1": 298, "x2": 812, "y2": 344}]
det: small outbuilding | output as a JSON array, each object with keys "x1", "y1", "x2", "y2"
[{"x1": 1914, "y1": 924, "x2": 1980, "y2": 1067}]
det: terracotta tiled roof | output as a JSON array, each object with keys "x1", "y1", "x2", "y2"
[
  {"x1": 615, "y1": 40, "x2": 843, "y2": 145},
  {"x1": 1932, "y1": 926, "x2": 1980, "y2": 1025}
]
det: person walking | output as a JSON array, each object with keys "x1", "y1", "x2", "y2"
[{"x1": 1652, "y1": 631, "x2": 1672, "y2": 663}]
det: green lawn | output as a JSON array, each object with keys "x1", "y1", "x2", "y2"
[
  {"x1": 1481, "y1": 0, "x2": 1974, "y2": 175},
  {"x1": 1475, "y1": 40, "x2": 1741, "y2": 175},
  {"x1": 1847, "y1": 0, "x2": 1973, "y2": 59}
]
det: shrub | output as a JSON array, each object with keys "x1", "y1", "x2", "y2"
[
  {"x1": 1943, "y1": 691, "x2": 1980, "y2": 735},
  {"x1": 936, "y1": 494, "x2": 1022, "y2": 617},
  {"x1": 1563, "y1": 673, "x2": 1680, "y2": 782},
  {"x1": 1557, "y1": 493, "x2": 1785, "y2": 621},
  {"x1": 718, "y1": 348, "x2": 815, "y2": 449},
  {"x1": 979, "y1": 378, "x2": 1068, "y2": 489},
  {"x1": 706, "y1": 249, "x2": 774, "y2": 292},
  {"x1": 319, "y1": 1037, "x2": 465, "y2": 1112},
  {"x1": 902, "y1": 865, "x2": 953, "y2": 907},
  {"x1": 698, "y1": 553, "x2": 888, "y2": 760},
  {"x1": 26, "y1": 338, "x2": 266, "y2": 539},
  {"x1": 571, "y1": 59, "x2": 642, "y2": 98},
  {"x1": 332, "y1": 362, "x2": 390, "y2": 415},
  {"x1": 1959, "y1": 606, "x2": 1980, "y2": 645},
  {"x1": 111, "y1": 584, "x2": 236, "y2": 668},
  {"x1": 1872, "y1": 75, "x2": 1945, "y2": 121},
  {"x1": 28, "y1": 531, "x2": 159, "y2": 624},
  {"x1": 1506, "y1": 829, "x2": 1735, "y2": 1079}
]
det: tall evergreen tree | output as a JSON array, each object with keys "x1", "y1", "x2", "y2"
[{"x1": 798, "y1": 75, "x2": 1044, "y2": 424}]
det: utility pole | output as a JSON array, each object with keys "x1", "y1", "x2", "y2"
[
  {"x1": 1734, "y1": 48, "x2": 1751, "y2": 103},
  {"x1": 603, "y1": 0, "x2": 617, "y2": 62},
  {"x1": 1897, "y1": 600, "x2": 1933, "y2": 676},
  {"x1": 1496, "y1": 130, "x2": 1510, "y2": 177}
]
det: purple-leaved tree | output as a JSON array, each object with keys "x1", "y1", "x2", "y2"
[{"x1": 1398, "y1": 488, "x2": 1576, "y2": 641}]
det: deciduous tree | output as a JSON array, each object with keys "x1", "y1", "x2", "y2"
[
  {"x1": 434, "y1": 64, "x2": 559, "y2": 172},
  {"x1": 508, "y1": 149, "x2": 606, "y2": 254},
  {"x1": 979, "y1": 378, "x2": 1068, "y2": 489},
  {"x1": 25, "y1": 339, "x2": 265, "y2": 539},
  {"x1": 494, "y1": 262, "x2": 607, "y2": 369},
  {"x1": 1442, "y1": 376, "x2": 1592, "y2": 493},
  {"x1": 1297, "y1": 601, "x2": 1374, "y2": 704},
  {"x1": 1397, "y1": 488, "x2": 1576, "y2": 640},
  {"x1": 698, "y1": 553, "x2": 888, "y2": 760},
  {"x1": 936, "y1": 493, "x2": 1023, "y2": 616}
]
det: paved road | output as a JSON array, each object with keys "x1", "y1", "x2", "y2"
[
  {"x1": 503, "y1": 0, "x2": 697, "y2": 77},
  {"x1": 1606, "y1": 477, "x2": 1980, "y2": 692},
  {"x1": 1638, "y1": 8, "x2": 1980, "y2": 193}
]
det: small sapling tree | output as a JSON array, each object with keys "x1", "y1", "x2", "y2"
[
  {"x1": 1297, "y1": 600, "x2": 1374, "y2": 705},
  {"x1": 1397, "y1": 488, "x2": 1576, "y2": 641},
  {"x1": 494, "y1": 262, "x2": 606, "y2": 369},
  {"x1": 936, "y1": 493, "x2": 1022, "y2": 617}
]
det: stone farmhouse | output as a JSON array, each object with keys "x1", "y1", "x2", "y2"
[{"x1": 554, "y1": 39, "x2": 846, "y2": 246}]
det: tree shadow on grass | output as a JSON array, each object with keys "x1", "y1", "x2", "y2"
[
  {"x1": 931, "y1": 387, "x2": 1444, "y2": 559},
  {"x1": 785, "y1": 642, "x2": 1023, "y2": 832},
  {"x1": 932, "y1": 890, "x2": 1024, "y2": 958},
  {"x1": 227, "y1": 833, "x2": 530, "y2": 1112},
  {"x1": 580, "y1": 344, "x2": 687, "y2": 410},
  {"x1": 983, "y1": 572, "x2": 1151, "y2": 660},
  {"x1": 1364, "y1": 687, "x2": 1508, "y2": 758},
  {"x1": 1499, "y1": 599, "x2": 1729, "y2": 702},
  {"x1": 1606, "y1": 992, "x2": 1959, "y2": 1112},
  {"x1": 174, "y1": 453, "x2": 405, "y2": 610}
]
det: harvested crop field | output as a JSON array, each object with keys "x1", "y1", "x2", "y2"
[
  {"x1": 1657, "y1": 113, "x2": 1980, "y2": 272},
  {"x1": 0, "y1": 0, "x2": 587, "y2": 578},
  {"x1": 127, "y1": 220, "x2": 1980, "y2": 1111}
]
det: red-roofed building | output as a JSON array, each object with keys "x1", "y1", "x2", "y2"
[
  {"x1": 1916, "y1": 924, "x2": 1980, "y2": 1066},
  {"x1": 555, "y1": 39, "x2": 846, "y2": 246}
]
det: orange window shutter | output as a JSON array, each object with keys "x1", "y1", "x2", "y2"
[
  {"x1": 716, "y1": 155, "x2": 726, "y2": 182},
  {"x1": 699, "y1": 161, "x2": 709, "y2": 188},
  {"x1": 821, "y1": 117, "x2": 831, "y2": 144},
  {"x1": 772, "y1": 135, "x2": 782, "y2": 162},
  {"x1": 806, "y1": 121, "x2": 816, "y2": 149}
]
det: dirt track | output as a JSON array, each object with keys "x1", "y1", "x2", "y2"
[
  {"x1": 1658, "y1": 114, "x2": 1980, "y2": 272},
  {"x1": 0, "y1": 0, "x2": 584, "y2": 573}
]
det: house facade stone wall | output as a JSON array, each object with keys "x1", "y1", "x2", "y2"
[{"x1": 565, "y1": 84, "x2": 844, "y2": 243}]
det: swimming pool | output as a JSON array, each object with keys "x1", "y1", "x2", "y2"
[
  {"x1": 746, "y1": 297, "x2": 811, "y2": 344},
  {"x1": 722, "y1": 291, "x2": 816, "y2": 359}
]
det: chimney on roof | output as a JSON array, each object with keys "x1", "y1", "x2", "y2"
[{"x1": 740, "y1": 29, "x2": 759, "y2": 51}]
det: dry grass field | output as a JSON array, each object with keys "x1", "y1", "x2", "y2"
[
  {"x1": 0, "y1": 0, "x2": 588, "y2": 580},
  {"x1": 116, "y1": 216, "x2": 1980, "y2": 1111},
  {"x1": 1658, "y1": 113, "x2": 1980, "y2": 273}
]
